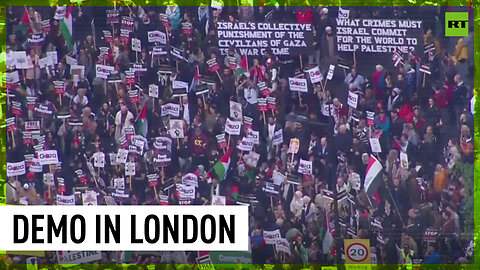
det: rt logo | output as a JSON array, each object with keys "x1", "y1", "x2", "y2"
[{"x1": 445, "y1": 12, "x2": 468, "y2": 36}]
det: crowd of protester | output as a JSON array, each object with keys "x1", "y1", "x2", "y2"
[{"x1": 3, "y1": 4, "x2": 475, "y2": 267}]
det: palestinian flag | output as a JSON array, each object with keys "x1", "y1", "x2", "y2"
[
  {"x1": 17, "y1": 9, "x2": 31, "y2": 39},
  {"x1": 212, "y1": 148, "x2": 232, "y2": 182},
  {"x1": 364, "y1": 155, "x2": 383, "y2": 205},
  {"x1": 59, "y1": 6, "x2": 74, "y2": 51},
  {"x1": 136, "y1": 102, "x2": 148, "y2": 137},
  {"x1": 235, "y1": 55, "x2": 248, "y2": 78},
  {"x1": 189, "y1": 65, "x2": 200, "y2": 92}
]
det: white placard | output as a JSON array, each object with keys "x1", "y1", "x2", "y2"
[
  {"x1": 326, "y1": 65, "x2": 335, "y2": 80},
  {"x1": 169, "y1": 119, "x2": 185, "y2": 138},
  {"x1": 400, "y1": 151, "x2": 409, "y2": 168},
  {"x1": 38, "y1": 150, "x2": 59, "y2": 165},
  {"x1": 298, "y1": 159, "x2": 312, "y2": 174},
  {"x1": 225, "y1": 118, "x2": 241, "y2": 135},
  {"x1": 176, "y1": 184, "x2": 196, "y2": 199},
  {"x1": 306, "y1": 66, "x2": 323, "y2": 83},
  {"x1": 93, "y1": 152, "x2": 105, "y2": 168},
  {"x1": 274, "y1": 238, "x2": 291, "y2": 254},
  {"x1": 347, "y1": 91, "x2": 359, "y2": 109},
  {"x1": 229, "y1": 101, "x2": 243, "y2": 121},
  {"x1": 338, "y1": 7, "x2": 350, "y2": 19},
  {"x1": 172, "y1": 80, "x2": 189, "y2": 91},
  {"x1": 247, "y1": 130, "x2": 260, "y2": 145},
  {"x1": 57, "y1": 195, "x2": 76, "y2": 206},
  {"x1": 125, "y1": 162, "x2": 136, "y2": 176},
  {"x1": 14, "y1": 51, "x2": 29, "y2": 69},
  {"x1": 263, "y1": 229, "x2": 282, "y2": 244},
  {"x1": 149, "y1": 84, "x2": 159, "y2": 98},
  {"x1": 7, "y1": 161, "x2": 26, "y2": 177},
  {"x1": 147, "y1": 30, "x2": 167, "y2": 44},
  {"x1": 369, "y1": 138, "x2": 382, "y2": 153},
  {"x1": 82, "y1": 191, "x2": 98, "y2": 206},
  {"x1": 131, "y1": 38, "x2": 141, "y2": 52},
  {"x1": 272, "y1": 129, "x2": 284, "y2": 146},
  {"x1": 47, "y1": 51, "x2": 58, "y2": 65},
  {"x1": 288, "y1": 77, "x2": 308, "y2": 92},
  {"x1": 113, "y1": 178, "x2": 125, "y2": 190},
  {"x1": 116, "y1": 149, "x2": 128, "y2": 164},
  {"x1": 57, "y1": 251, "x2": 102, "y2": 264},
  {"x1": 161, "y1": 103, "x2": 181, "y2": 117},
  {"x1": 66, "y1": 56, "x2": 77, "y2": 65},
  {"x1": 237, "y1": 137, "x2": 254, "y2": 152},
  {"x1": 182, "y1": 173, "x2": 198, "y2": 187},
  {"x1": 95, "y1": 64, "x2": 115, "y2": 79},
  {"x1": 211, "y1": 195, "x2": 226, "y2": 205}
]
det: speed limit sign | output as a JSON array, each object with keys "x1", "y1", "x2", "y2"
[{"x1": 344, "y1": 239, "x2": 371, "y2": 264}]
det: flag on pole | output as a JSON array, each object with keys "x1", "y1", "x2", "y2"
[
  {"x1": 17, "y1": 8, "x2": 31, "y2": 38},
  {"x1": 212, "y1": 148, "x2": 232, "y2": 182},
  {"x1": 59, "y1": 6, "x2": 74, "y2": 51},
  {"x1": 364, "y1": 155, "x2": 383, "y2": 205},
  {"x1": 322, "y1": 210, "x2": 334, "y2": 255},
  {"x1": 136, "y1": 102, "x2": 148, "y2": 137},
  {"x1": 189, "y1": 65, "x2": 201, "y2": 92},
  {"x1": 235, "y1": 55, "x2": 248, "y2": 77}
]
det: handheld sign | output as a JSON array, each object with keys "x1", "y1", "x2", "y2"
[
  {"x1": 326, "y1": 65, "x2": 335, "y2": 80},
  {"x1": 216, "y1": 134, "x2": 227, "y2": 149},
  {"x1": 121, "y1": 16, "x2": 135, "y2": 32},
  {"x1": 207, "y1": 58, "x2": 220, "y2": 73},
  {"x1": 229, "y1": 101, "x2": 243, "y2": 121},
  {"x1": 148, "y1": 30, "x2": 167, "y2": 44},
  {"x1": 272, "y1": 129, "x2": 283, "y2": 146},
  {"x1": 181, "y1": 22, "x2": 193, "y2": 36},
  {"x1": 338, "y1": 7, "x2": 350, "y2": 19},
  {"x1": 38, "y1": 150, "x2": 59, "y2": 165},
  {"x1": 125, "y1": 162, "x2": 136, "y2": 176},
  {"x1": 169, "y1": 119, "x2": 185, "y2": 138},
  {"x1": 93, "y1": 152, "x2": 105, "y2": 168},
  {"x1": 306, "y1": 66, "x2": 323, "y2": 83},
  {"x1": 7, "y1": 161, "x2": 26, "y2": 177},
  {"x1": 258, "y1": 98, "x2": 268, "y2": 112},
  {"x1": 149, "y1": 84, "x2": 159, "y2": 98},
  {"x1": 182, "y1": 173, "x2": 198, "y2": 187},
  {"x1": 288, "y1": 138, "x2": 300, "y2": 154},
  {"x1": 106, "y1": 9, "x2": 120, "y2": 24},
  {"x1": 347, "y1": 91, "x2": 359, "y2": 109},
  {"x1": 369, "y1": 138, "x2": 382, "y2": 153},
  {"x1": 103, "y1": 30, "x2": 113, "y2": 43},
  {"x1": 288, "y1": 77, "x2": 308, "y2": 92},
  {"x1": 298, "y1": 159, "x2": 312, "y2": 174},
  {"x1": 237, "y1": 137, "x2": 254, "y2": 152},
  {"x1": 344, "y1": 239, "x2": 371, "y2": 264},
  {"x1": 131, "y1": 38, "x2": 141, "y2": 52},
  {"x1": 161, "y1": 103, "x2": 181, "y2": 117},
  {"x1": 225, "y1": 118, "x2": 241, "y2": 135}
]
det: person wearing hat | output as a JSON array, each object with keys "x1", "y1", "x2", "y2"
[
  {"x1": 373, "y1": 65, "x2": 386, "y2": 101},
  {"x1": 387, "y1": 87, "x2": 402, "y2": 112},
  {"x1": 321, "y1": 25, "x2": 338, "y2": 67}
]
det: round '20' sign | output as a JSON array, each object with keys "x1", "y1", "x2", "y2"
[{"x1": 347, "y1": 243, "x2": 368, "y2": 262}]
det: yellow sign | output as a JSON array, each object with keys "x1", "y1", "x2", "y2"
[{"x1": 344, "y1": 239, "x2": 371, "y2": 264}]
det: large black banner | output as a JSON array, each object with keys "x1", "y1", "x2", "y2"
[
  {"x1": 217, "y1": 22, "x2": 314, "y2": 56},
  {"x1": 336, "y1": 18, "x2": 423, "y2": 53}
]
